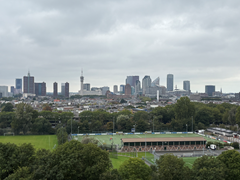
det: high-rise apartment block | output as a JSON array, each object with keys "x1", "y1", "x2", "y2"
[
  {"x1": 125, "y1": 84, "x2": 131, "y2": 95},
  {"x1": 23, "y1": 72, "x2": 34, "y2": 94},
  {"x1": 11, "y1": 86, "x2": 14, "y2": 94},
  {"x1": 135, "y1": 80, "x2": 141, "y2": 94},
  {"x1": 113, "y1": 85, "x2": 118, "y2": 93},
  {"x1": 126, "y1": 76, "x2": 139, "y2": 87},
  {"x1": 205, "y1": 85, "x2": 215, "y2": 96},
  {"x1": 16, "y1": 79, "x2": 22, "y2": 91},
  {"x1": 120, "y1": 85, "x2": 125, "y2": 94},
  {"x1": 61, "y1": 83, "x2": 65, "y2": 96},
  {"x1": 35, "y1": 82, "x2": 46, "y2": 96},
  {"x1": 142, "y1": 75, "x2": 151, "y2": 94},
  {"x1": 65, "y1": 82, "x2": 69, "y2": 98},
  {"x1": 84, "y1": 83, "x2": 90, "y2": 91},
  {"x1": 183, "y1": 80, "x2": 190, "y2": 91},
  {"x1": 167, "y1": 74, "x2": 174, "y2": 91},
  {"x1": 102, "y1": 86, "x2": 109, "y2": 95},
  {"x1": 53, "y1": 82, "x2": 58, "y2": 97},
  {"x1": 0, "y1": 86, "x2": 8, "y2": 97}
]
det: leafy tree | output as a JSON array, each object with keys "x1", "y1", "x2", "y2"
[
  {"x1": 56, "y1": 126, "x2": 68, "y2": 145},
  {"x1": 155, "y1": 154, "x2": 191, "y2": 180},
  {"x1": 32, "y1": 117, "x2": 52, "y2": 134},
  {"x1": 1, "y1": 103, "x2": 14, "y2": 112},
  {"x1": 0, "y1": 112, "x2": 15, "y2": 129},
  {"x1": 66, "y1": 119, "x2": 79, "y2": 134},
  {"x1": 119, "y1": 158, "x2": 152, "y2": 180},
  {"x1": 174, "y1": 97, "x2": 195, "y2": 120},
  {"x1": 0, "y1": 143, "x2": 35, "y2": 179},
  {"x1": 33, "y1": 141, "x2": 112, "y2": 180},
  {"x1": 217, "y1": 150, "x2": 240, "y2": 180},
  {"x1": 99, "y1": 169, "x2": 122, "y2": 180},
  {"x1": 236, "y1": 106, "x2": 240, "y2": 126},
  {"x1": 4, "y1": 167, "x2": 33, "y2": 180},
  {"x1": 192, "y1": 155, "x2": 226, "y2": 180},
  {"x1": 42, "y1": 104, "x2": 52, "y2": 111},
  {"x1": 116, "y1": 115, "x2": 130, "y2": 131},
  {"x1": 136, "y1": 119, "x2": 149, "y2": 132},
  {"x1": 232, "y1": 142, "x2": 239, "y2": 149},
  {"x1": 11, "y1": 103, "x2": 34, "y2": 135}
]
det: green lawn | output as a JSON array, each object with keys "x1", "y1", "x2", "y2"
[
  {"x1": 0, "y1": 135, "x2": 58, "y2": 151},
  {"x1": 182, "y1": 157, "x2": 199, "y2": 168},
  {"x1": 111, "y1": 156, "x2": 130, "y2": 169}
]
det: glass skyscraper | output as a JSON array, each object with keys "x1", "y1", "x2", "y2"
[
  {"x1": 167, "y1": 74, "x2": 174, "y2": 91},
  {"x1": 16, "y1": 78, "x2": 22, "y2": 90}
]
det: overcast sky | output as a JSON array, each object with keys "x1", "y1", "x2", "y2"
[{"x1": 1, "y1": 0, "x2": 240, "y2": 93}]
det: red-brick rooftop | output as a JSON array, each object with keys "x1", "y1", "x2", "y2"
[{"x1": 121, "y1": 137, "x2": 206, "y2": 143}]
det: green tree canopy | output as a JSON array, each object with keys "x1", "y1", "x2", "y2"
[
  {"x1": 119, "y1": 158, "x2": 152, "y2": 180},
  {"x1": 155, "y1": 154, "x2": 191, "y2": 180},
  {"x1": 192, "y1": 155, "x2": 226, "y2": 180},
  {"x1": 174, "y1": 97, "x2": 195, "y2": 120},
  {"x1": 217, "y1": 150, "x2": 240, "y2": 180},
  {"x1": 1, "y1": 103, "x2": 14, "y2": 112}
]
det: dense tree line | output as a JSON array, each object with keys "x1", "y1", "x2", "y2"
[
  {"x1": 1, "y1": 140, "x2": 240, "y2": 180},
  {"x1": 0, "y1": 103, "x2": 73, "y2": 135},
  {"x1": 1, "y1": 97, "x2": 240, "y2": 135}
]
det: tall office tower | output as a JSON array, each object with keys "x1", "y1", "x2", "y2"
[
  {"x1": 131, "y1": 86, "x2": 135, "y2": 95},
  {"x1": 65, "y1": 82, "x2": 69, "y2": 98},
  {"x1": 183, "y1": 80, "x2": 190, "y2": 91},
  {"x1": 205, "y1": 85, "x2": 215, "y2": 96},
  {"x1": 53, "y1": 82, "x2": 58, "y2": 97},
  {"x1": 83, "y1": 83, "x2": 90, "y2": 91},
  {"x1": 11, "y1": 86, "x2": 14, "y2": 94},
  {"x1": 35, "y1": 82, "x2": 46, "y2": 96},
  {"x1": 102, "y1": 86, "x2": 109, "y2": 95},
  {"x1": 125, "y1": 84, "x2": 131, "y2": 95},
  {"x1": 113, "y1": 85, "x2": 118, "y2": 93},
  {"x1": 167, "y1": 74, "x2": 174, "y2": 91},
  {"x1": 23, "y1": 72, "x2": 34, "y2": 94},
  {"x1": 120, "y1": 85, "x2": 125, "y2": 94},
  {"x1": 142, "y1": 75, "x2": 152, "y2": 94},
  {"x1": 135, "y1": 80, "x2": 141, "y2": 94},
  {"x1": 15, "y1": 78, "x2": 22, "y2": 91},
  {"x1": 80, "y1": 70, "x2": 84, "y2": 96},
  {"x1": 126, "y1": 76, "x2": 139, "y2": 87},
  {"x1": 0, "y1": 86, "x2": 8, "y2": 97},
  {"x1": 151, "y1": 77, "x2": 160, "y2": 87},
  {"x1": 61, "y1": 83, "x2": 65, "y2": 96}
]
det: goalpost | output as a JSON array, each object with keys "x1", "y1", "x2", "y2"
[{"x1": 4, "y1": 132, "x2": 14, "y2": 136}]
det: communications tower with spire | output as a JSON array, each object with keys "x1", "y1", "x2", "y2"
[{"x1": 80, "y1": 70, "x2": 84, "y2": 95}]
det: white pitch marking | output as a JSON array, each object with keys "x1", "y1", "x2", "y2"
[
  {"x1": 96, "y1": 138, "x2": 103, "y2": 145},
  {"x1": 136, "y1": 135, "x2": 142, "y2": 138}
]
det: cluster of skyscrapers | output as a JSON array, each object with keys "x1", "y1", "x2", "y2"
[
  {"x1": 0, "y1": 72, "x2": 69, "y2": 98},
  {"x1": 112, "y1": 74, "x2": 191, "y2": 97},
  {"x1": 0, "y1": 71, "x2": 222, "y2": 99}
]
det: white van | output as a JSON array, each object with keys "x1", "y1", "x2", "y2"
[{"x1": 210, "y1": 144, "x2": 216, "y2": 150}]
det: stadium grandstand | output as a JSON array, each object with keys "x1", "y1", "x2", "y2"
[{"x1": 121, "y1": 137, "x2": 206, "y2": 152}]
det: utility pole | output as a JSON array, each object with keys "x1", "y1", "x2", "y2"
[
  {"x1": 186, "y1": 124, "x2": 188, "y2": 137},
  {"x1": 71, "y1": 118, "x2": 72, "y2": 135},
  {"x1": 192, "y1": 116, "x2": 193, "y2": 133}
]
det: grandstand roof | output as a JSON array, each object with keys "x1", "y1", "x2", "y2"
[{"x1": 121, "y1": 137, "x2": 206, "y2": 143}]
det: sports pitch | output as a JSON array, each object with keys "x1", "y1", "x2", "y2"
[
  {"x1": 0, "y1": 135, "x2": 58, "y2": 151},
  {"x1": 74, "y1": 133, "x2": 209, "y2": 146}
]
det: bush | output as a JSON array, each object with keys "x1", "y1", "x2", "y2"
[{"x1": 232, "y1": 142, "x2": 239, "y2": 149}]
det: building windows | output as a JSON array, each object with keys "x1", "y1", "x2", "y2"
[
  {"x1": 136, "y1": 142, "x2": 140, "y2": 146},
  {"x1": 147, "y1": 142, "x2": 151, "y2": 146},
  {"x1": 174, "y1": 142, "x2": 179, "y2": 145},
  {"x1": 130, "y1": 143, "x2": 134, "y2": 146},
  {"x1": 152, "y1": 142, "x2": 157, "y2": 146},
  {"x1": 141, "y1": 142, "x2": 145, "y2": 146},
  {"x1": 164, "y1": 142, "x2": 168, "y2": 145},
  {"x1": 180, "y1": 142, "x2": 184, "y2": 145},
  {"x1": 185, "y1": 141, "x2": 189, "y2": 145},
  {"x1": 169, "y1": 142, "x2": 173, "y2": 145},
  {"x1": 191, "y1": 141, "x2": 195, "y2": 145},
  {"x1": 158, "y1": 142, "x2": 162, "y2": 145},
  {"x1": 124, "y1": 143, "x2": 128, "y2": 146}
]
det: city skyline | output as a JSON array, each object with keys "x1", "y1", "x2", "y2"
[{"x1": 1, "y1": 1, "x2": 240, "y2": 93}]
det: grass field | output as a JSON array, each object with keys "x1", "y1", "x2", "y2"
[
  {"x1": 111, "y1": 156, "x2": 130, "y2": 169},
  {"x1": 182, "y1": 157, "x2": 199, "y2": 168},
  {"x1": 0, "y1": 135, "x2": 58, "y2": 151}
]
